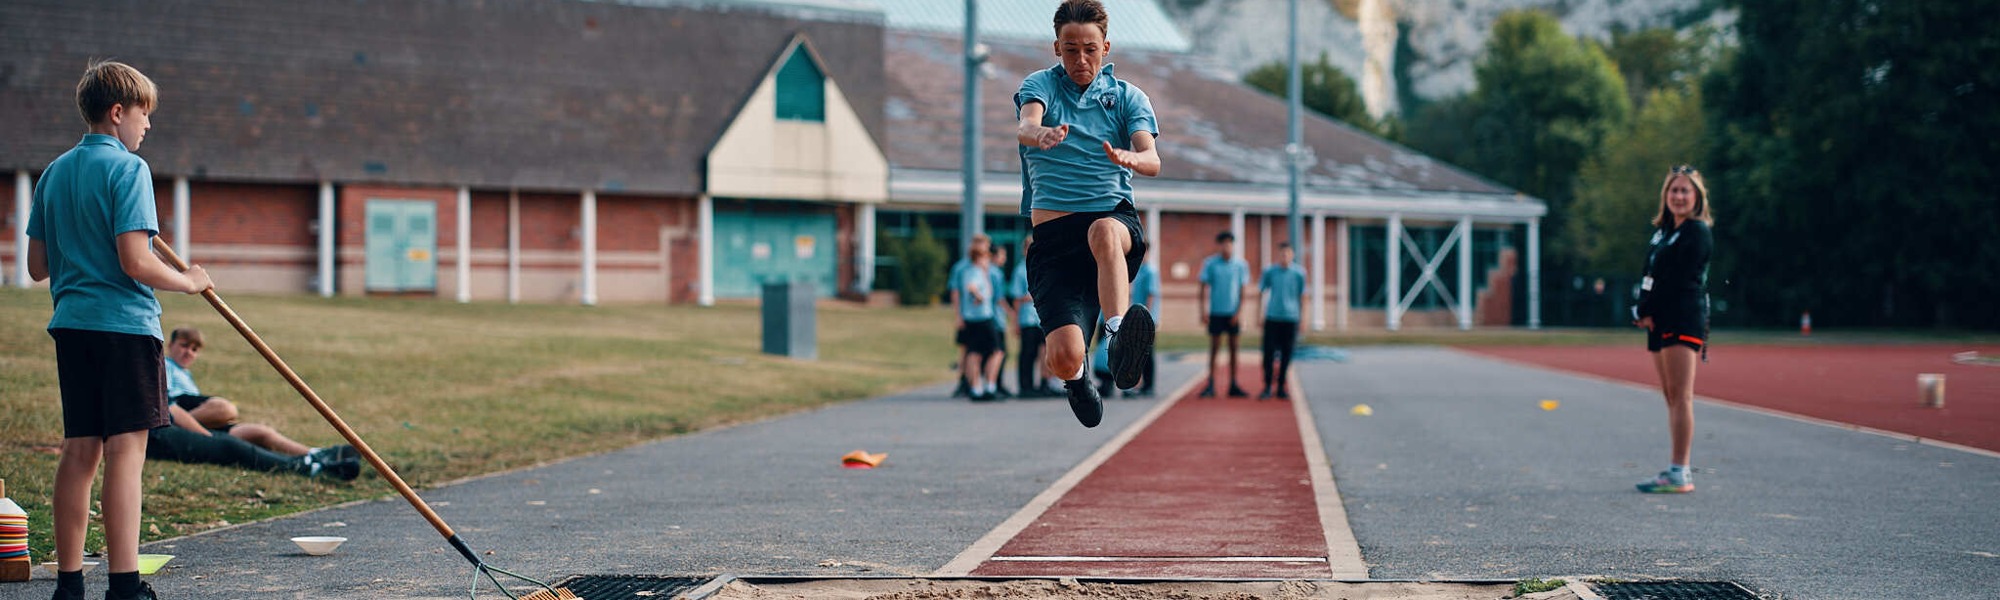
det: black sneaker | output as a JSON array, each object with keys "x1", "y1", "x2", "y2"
[
  {"x1": 105, "y1": 581, "x2": 158, "y2": 600},
  {"x1": 1064, "y1": 378, "x2": 1103, "y2": 428},
  {"x1": 1276, "y1": 387, "x2": 1290, "y2": 399},
  {"x1": 52, "y1": 586, "x2": 84, "y2": 600},
  {"x1": 1106, "y1": 305, "x2": 1155, "y2": 390},
  {"x1": 308, "y1": 445, "x2": 359, "y2": 465},
  {"x1": 1257, "y1": 388, "x2": 1273, "y2": 400},
  {"x1": 1227, "y1": 384, "x2": 1250, "y2": 398},
  {"x1": 1198, "y1": 382, "x2": 1216, "y2": 398}
]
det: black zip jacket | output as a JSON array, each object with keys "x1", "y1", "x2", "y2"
[{"x1": 1635, "y1": 218, "x2": 1712, "y2": 322}]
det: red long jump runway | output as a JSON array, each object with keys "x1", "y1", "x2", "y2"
[
  {"x1": 961, "y1": 365, "x2": 1350, "y2": 579},
  {"x1": 1463, "y1": 344, "x2": 2000, "y2": 453}
]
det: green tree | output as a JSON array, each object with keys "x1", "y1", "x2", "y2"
[
  {"x1": 888, "y1": 220, "x2": 948, "y2": 306},
  {"x1": 1602, "y1": 26, "x2": 1719, "y2": 110},
  {"x1": 1707, "y1": 0, "x2": 2000, "y2": 327},
  {"x1": 1244, "y1": 52, "x2": 1384, "y2": 136},
  {"x1": 1568, "y1": 83, "x2": 1708, "y2": 277}
]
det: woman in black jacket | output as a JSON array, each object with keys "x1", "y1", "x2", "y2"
[{"x1": 1632, "y1": 164, "x2": 1712, "y2": 494}]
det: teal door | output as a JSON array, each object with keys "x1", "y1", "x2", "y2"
[
  {"x1": 365, "y1": 200, "x2": 438, "y2": 292},
  {"x1": 713, "y1": 202, "x2": 837, "y2": 298}
]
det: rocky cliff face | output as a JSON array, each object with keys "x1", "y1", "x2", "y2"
[{"x1": 1157, "y1": 0, "x2": 1715, "y2": 116}]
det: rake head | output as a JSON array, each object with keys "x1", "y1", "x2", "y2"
[
  {"x1": 518, "y1": 588, "x2": 580, "y2": 600},
  {"x1": 470, "y1": 561, "x2": 576, "y2": 600}
]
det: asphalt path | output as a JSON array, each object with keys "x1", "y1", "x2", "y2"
[
  {"x1": 1304, "y1": 346, "x2": 2000, "y2": 600},
  {"x1": 12, "y1": 362, "x2": 1196, "y2": 599}
]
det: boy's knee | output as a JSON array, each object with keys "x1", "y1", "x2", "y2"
[{"x1": 1087, "y1": 219, "x2": 1125, "y2": 247}]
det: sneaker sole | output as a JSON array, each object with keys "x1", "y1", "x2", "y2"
[{"x1": 1110, "y1": 305, "x2": 1155, "y2": 390}]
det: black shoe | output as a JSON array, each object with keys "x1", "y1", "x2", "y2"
[
  {"x1": 52, "y1": 587, "x2": 84, "y2": 600},
  {"x1": 1037, "y1": 384, "x2": 1064, "y2": 398},
  {"x1": 1257, "y1": 388, "x2": 1273, "y2": 400},
  {"x1": 1276, "y1": 387, "x2": 1290, "y2": 399},
  {"x1": 1064, "y1": 378, "x2": 1103, "y2": 428},
  {"x1": 996, "y1": 387, "x2": 1015, "y2": 399},
  {"x1": 308, "y1": 445, "x2": 359, "y2": 465},
  {"x1": 1107, "y1": 305, "x2": 1156, "y2": 390},
  {"x1": 1198, "y1": 383, "x2": 1216, "y2": 398},
  {"x1": 105, "y1": 581, "x2": 158, "y2": 600},
  {"x1": 1132, "y1": 388, "x2": 1154, "y2": 398},
  {"x1": 1227, "y1": 384, "x2": 1250, "y2": 398}
]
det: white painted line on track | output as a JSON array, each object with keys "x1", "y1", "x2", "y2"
[
  {"x1": 1450, "y1": 347, "x2": 2000, "y2": 461},
  {"x1": 932, "y1": 372, "x2": 1206, "y2": 576},
  {"x1": 989, "y1": 556, "x2": 1329, "y2": 563},
  {"x1": 1289, "y1": 370, "x2": 1370, "y2": 578}
]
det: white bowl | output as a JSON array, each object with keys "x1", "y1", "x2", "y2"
[
  {"x1": 291, "y1": 536, "x2": 348, "y2": 556},
  {"x1": 40, "y1": 561, "x2": 100, "y2": 576}
]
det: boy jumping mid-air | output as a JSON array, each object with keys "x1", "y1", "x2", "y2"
[{"x1": 1017, "y1": 0, "x2": 1161, "y2": 427}]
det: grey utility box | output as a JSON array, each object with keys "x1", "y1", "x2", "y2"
[{"x1": 761, "y1": 280, "x2": 817, "y2": 360}]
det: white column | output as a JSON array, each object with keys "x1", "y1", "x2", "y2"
[
  {"x1": 580, "y1": 190, "x2": 597, "y2": 306},
  {"x1": 13, "y1": 171, "x2": 29, "y2": 287},
  {"x1": 1527, "y1": 218, "x2": 1542, "y2": 329},
  {"x1": 1310, "y1": 211, "x2": 1326, "y2": 331},
  {"x1": 1386, "y1": 214, "x2": 1402, "y2": 331},
  {"x1": 856, "y1": 203, "x2": 876, "y2": 296},
  {"x1": 317, "y1": 181, "x2": 334, "y2": 297},
  {"x1": 1335, "y1": 217, "x2": 1350, "y2": 331},
  {"x1": 455, "y1": 187, "x2": 471, "y2": 303},
  {"x1": 698, "y1": 194, "x2": 714, "y2": 307},
  {"x1": 1145, "y1": 205, "x2": 1162, "y2": 264},
  {"x1": 172, "y1": 177, "x2": 190, "y2": 259},
  {"x1": 1229, "y1": 207, "x2": 1246, "y2": 259},
  {"x1": 506, "y1": 189, "x2": 520, "y2": 304},
  {"x1": 1457, "y1": 216, "x2": 1474, "y2": 330}
]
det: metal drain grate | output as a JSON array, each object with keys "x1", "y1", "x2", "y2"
[
  {"x1": 1593, "y1": 581, "x2": 1760, "y2": 600},
  {"x1": 549, "y1": 575, "x2": 713, "y2": 599}
]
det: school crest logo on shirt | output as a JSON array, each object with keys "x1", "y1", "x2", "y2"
[{"x1": 1098, "y1": 93, "x2": 1117, "y2": 110}]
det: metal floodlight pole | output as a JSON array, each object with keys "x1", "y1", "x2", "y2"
[
  {"x1": 1285, "y1": 0, "x2": 1304, "y2": 252},
  {"x1": 962, "y1": 0, "x2": 985, "y2": 246}
]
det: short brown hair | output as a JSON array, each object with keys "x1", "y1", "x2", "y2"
[
  {"x1": 1053, "y1": 0, "x2": 1109, "y2": 38},
  {"x1": 1653, "y1": 165, "x2": 1715, "y2": 227},
  {"x1": 77, "y1": 60, "x2": 158, "y2": 125},
  {"x1": 169, "y1": 326, "x2": 204, "y2": 349},
  {"x1": 969, "y1": 245, "x2": 991, "y2": 261}
]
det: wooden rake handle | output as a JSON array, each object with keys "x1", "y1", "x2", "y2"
[{"x1": 150, "y1": 237, "x2": 465, "y2": 544}]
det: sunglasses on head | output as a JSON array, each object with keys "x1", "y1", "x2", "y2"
[{"x1": 1670, "y1": 164, "x2": 1697, "y2": 175}]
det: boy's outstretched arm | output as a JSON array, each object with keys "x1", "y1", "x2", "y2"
[
  {"x1": 1018, "y1": 102, "x2": 1068, "y2": 149},
  {"x1": 1102, "y1": 131, "x2": 1160, "y2": 177},
  {"x1": 117, "y1": 231, "x2": 211, "y2": 293}
]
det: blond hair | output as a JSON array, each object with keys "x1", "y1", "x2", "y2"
[
  {"x1": 1652, "y1": 165, "x2": 1714, "y2": 227},
  {"x1": 77, "y1": 60, "x2": 158, "y2": 125}
]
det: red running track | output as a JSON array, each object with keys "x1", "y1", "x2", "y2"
[
  {"x1": 969, "y1": 365, "x2": 1332, "y2": 578},
  {"x1": 1463, "y1": 344, "x2": 2000, "y2": 453}
]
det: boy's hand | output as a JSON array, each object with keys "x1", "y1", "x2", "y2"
[
  {"x1": 1200, "y1": 313, "x2": 1209, "y2": 326},
  {"x1": 1635, "y1": 316, "x2": 1654, "y2": 330},
  {"x1": 1102, "y1": 141, "x2": 1142, "y2": 169},
  {"x1": 182, "y1": 265, "x2": 214, "y2": 294},
  {"x1": 1032, "y1": 124, "x2": 1069, "y2": 150}
]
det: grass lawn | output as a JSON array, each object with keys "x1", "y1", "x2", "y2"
[{"x1": 1, "y1": 288, "x2": 957, "y2": 562}]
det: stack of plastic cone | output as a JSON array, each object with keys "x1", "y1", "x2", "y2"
[
  {"x1": 0, "y1": 479, "x2": 30, "y2": 582},
  {"x1": 841, "y1": 450, "x2": 887, "y2": 469}
]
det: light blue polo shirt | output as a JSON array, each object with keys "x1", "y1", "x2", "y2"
[
  {"x1": 988, "y1": 263, "x2": 1010, "y2": 328},
  {"x1": 1261, "y1": 263, "x2": 1308, "y2": 323},
  {"x1": 1199, "y1": 255, "x2": 1250, "y2": 317},
  {"x1": 1131, "y1": 262, "x2": 1161, "y2": 313},
  {"x1": 165, "y1": 356, "x2": 201, "y2": 398},
  {"x1": 1015, "y1": 63, "x2": 1159, "y2": 215},
  {"x1": 1010, "y1": 261, "x2": 1040, "y2": 328},
  {"x1": 27, "y1": 134, "x2": 163, "y2": 339},
  {"x1": 954, "y1": 262, "x2": 995, "y2": 321}
]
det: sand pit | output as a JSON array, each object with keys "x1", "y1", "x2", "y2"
[{"x1": 701, "y1": 578, "x2": 1569, "y2": 600}]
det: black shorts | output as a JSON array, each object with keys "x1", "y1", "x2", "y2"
[
  {"x1": 1207, "y1": 313, "x2": 1242, "y2": 336},
  {"x1": 51, "y1": 328, "x2": 170, "y2": 438},
  {"x1": 1648, "y1": 327, "x2": 1708, "y2": 353},
  {"x1": 173, "y1": 394, "x2": 214, "y2": 411},
  {"x1": 964, "y1": 319, "x2": 1001, "y2": 355},
  {"x1": 1645, "y1": 299, "x2": 1708, "y2": 353},
  {"x1": 1026, "y1": 202, "x2": 1147, "y2": 340}
]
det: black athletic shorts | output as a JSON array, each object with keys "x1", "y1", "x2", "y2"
[
  {"x1": 51, "y1": 328, "x2": 170, "y2": 438},
  {"x1": 1026, "y1": 201, "x2": 1147, "y2": 340},
  {"x1": 173, "y1": 394, "x2": 214, "y2": 411},
  {"x1": 1208, "y1": 314, "x2": 1240, "y2": 338},
  {"x1": 963, "y1": 319, "x2": 1001, "y2": 355},
  {"x1": 1645, "y1": 295, "x2": 1708, "y2": 354},
  {"x1": 1262, "y1": 320, "x2": 1300, "y2": 351}
]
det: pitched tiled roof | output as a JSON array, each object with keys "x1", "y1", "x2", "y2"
[
  {"x1": 884, "y1": 30, "x2": 1516, "y2": 198},
  {"x1": 0, "y1": 0, "x2": 884, "y2": 195}
]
